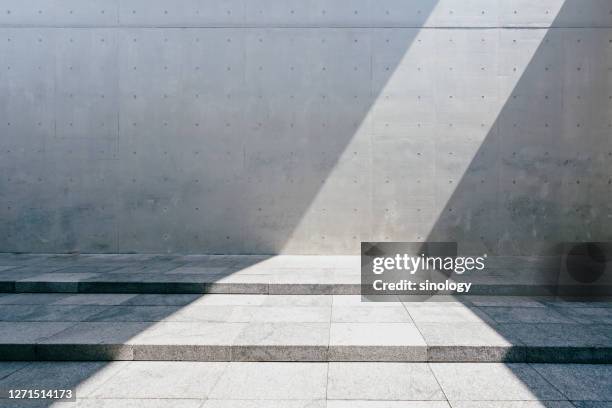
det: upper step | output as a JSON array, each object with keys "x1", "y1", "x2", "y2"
[{"x1": 0, "y1": 254, "x2": 570, "y2": 295}]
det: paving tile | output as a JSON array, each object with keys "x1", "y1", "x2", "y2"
[
  {"x1": 0, "y1": 265, "x2": 65, "y2": 275},
  {"x1": 406, "y1": 305, "x2": 493, "y2": 324},
  {"x1": 0, "y1": 270, "x2": 44, "y2": 283},
  {"x1": 417, "y1": 322, "x2": 525, "y2": 362},
  {"x1": 429, "y1": 363, "x2": 565, "y2": 401},
  {"x1": 549, "y1": 307, "x2": 612, "y2": 324},
  {"x1": 547, "y1": 301, "x2": 612, "y2": 308},
  {"x1": 232, "y1": 322, "x2": 330, "y2": 361},
  {"x1": 262, "y1": 295, "x2": 332, "y2": 307},
  {"x1": 129, "y1": 322, "x2": 246, "y2": 345},
  {"x1": 0, "y1": 362, "x2": 29, "y2": 380},
  {"x1": 176, "y1": 255, "x2": 240, "y2": 267},
  {"x1": 401, "y1": 300, "x2": 473, "y2": 308},
  {"x1": 53, "y1": 265, "x2": 126, "y2": 274},
  {"x1": 91, "y1": 361, "x2": 227, "y2": 398},
  {"x1": 0, "y1": 305, "x2": 111, "y2": 322},
  {"x1": 269, "y1": 283, "x2": 335, "y2": 295},
  {"x1": 532, "y1": 364, "x2": 612, "y2": 401},
  {"x1": 129, "y1": 322, "x2": 246, "y2": 360},
  {"x1": 572, "y1": 403, "x2": 612, "y2": 408},
  {"x1": 449, "y1": 402, "x2": 573, "y2": 408},
  {"x1": 0, "y1": 305, "x2": 48, "y2": 321},
  {"x1": 16, "y1": 273, "x2": 100, "y2": 292},
  {"x1": 166, "y1": 266, "x2": 230, "y2": 275},
  {"x1": 35, "y1": 322, "x2": 148, "y2": 360},
  {"x1": 41, "y1": 322, "x2": 150, "y2": 344},
  {"x1": 399, "y1": 295, "x2": 472, "y2": 303},
  {"x1": 209, "y1": 362, "x2": 327, "y2": 400},
  {"x1": 0, "y1": 294, "x2": 71, "y2": 305},
  {"x1": 479, "y1": 307, "x2": 577, "y2": 324},
  {"x1": 232, "y1": 306, "x2": 331, "y2": 323},
  {"x1": 333, "y1": 295, "x2": 403, "y2": 306},
  {"x1": 203, "y1": 400, "x2": 325, "y2": 408},
  {"x1": 75, "y1": 399, "x2": 203, "y2": 408},
  {"x1": 417, "y1": 322, "x2": 518, "y2": 347},
  {"x1": 78, "y1": 273, "x2": 213, "y2": 293},
  {"x1": 83, "y1": 254, "x2": 159, "y2": 262},
  {"x1": 53, "y1": 294, "x2": 137, "y2": 305},
  {"x1": 191, "y1": 294, "x2": 267, "y2": 306},
  {"x1": 151, "y1": 255, "x2": 183, "y2": 262},
  {"x1": 109, "y1": 262, "x2": 184, "y2": 274},
  {"x1": 166, "y1": 305, "x2": 245, "y2": 322},
  {"x1": 497, "y1": 324, "x2": 612, "y2": 347},
  {"x1": 327, "y1": 363, "x2": 444, "y2": 400},
  {"x1": 38, "y1": 258, "x2": 90, "y2": 266},
  {"x1": 0, "y1": 253, "x2": 43, "y2": 265},
  {"x1": 0, "y1": 322, "x2": 76, "y2": 343},
  {"x1": 80, "y1": 273, "x2": 182, "y2": 283},
  {"x1": 208, "y1": 276, "x2": 270, "y2": 294},
  {"x1": 331, "y1": 306, "x2": 412, "y2": 323},
  {"x1": 86, "y1": 306, "x2": 182, "y2": 322},
  {"x1": 268, "y1": 275, "x2": 357, "y2": 295},
  {"x1": 229, "y1": 254, "x2": 273, "y2": 263},
  {"x1": 467, "y1": 296, "x2": 546, "y2": 307},
  {"x1": 329, "y1": 323, "x2": 426, "y2": 361},
  {"x1": 0, "y1": 361, "x2": 129, "y2": 397},
  {"x1": 328, "y1": 402, "x2": 450, "y2": 408},
  {"x1": 271, "y1": 273, "x2": 358, "y2": 286},
  {"x1": 223, "y1": 263, "x2": 275, "y2": 276},
  {"x1": 122, "y1": 294, "x2": 203, "y2": 306},
  {"x1": 213, "y1": 275, "x2": 270, "y2": 284}
]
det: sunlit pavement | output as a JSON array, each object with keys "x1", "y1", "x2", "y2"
[
  {"x1": 0, "y1": 254, "x2": 610, "y2": 406},
  {"x1": 0, "y1": 361, "x2": 610, "y2": 407}
]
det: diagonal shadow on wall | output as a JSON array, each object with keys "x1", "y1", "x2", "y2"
[
  {"x1": 422, "y1": 2, "x2": 612, "y2": 259},
  {"x1": 112, "y1": 3, "x2": 441, "y2": 255},
  {"x1": 0, "y1": 1, "x2": 439, "y2": 254},
  {"x1": 2, "y1": 1, "x2": 607, "y2": 257}
]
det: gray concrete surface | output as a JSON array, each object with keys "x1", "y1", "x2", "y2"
[
  {"x1": 0, "y1": 253, "x2": 603, "y2": 295},
  {"x1": 0, "y1": 361, "x2": 609, "y2": 407},
  {"x1": 0, "y1": 292, "x2": 610, "y2": 362},
  {"x1": 1, "y1": 1, "x2": 611, "y2": 254}
]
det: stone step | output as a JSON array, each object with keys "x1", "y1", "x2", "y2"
[
  {"x1": 1, "y1": 277, "x2": 360, "y2": 295},
  {"x1": 2, "y1": 279, "x2": 575, "y2": 296},
  {"x1": 1, "y1": 280, "x2": 600, "y2": 296},
  {"x1": 7, "y1": 340, "x2": 611, "y2": 364},
  {"x1": 0, "y1": 253, "x2": 574, "y2": 295},
  {"x1": 0, "y1": 293, "x2": 610, "y2": 363}
]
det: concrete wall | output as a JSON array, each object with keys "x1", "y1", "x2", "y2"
[{"x1": 1, "y1": 0, "x2": 611, "y2": 254}]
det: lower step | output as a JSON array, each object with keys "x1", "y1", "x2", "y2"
[
  {"x1": 1, "y1": 292, "x2": 610, "y2": 363},
  {"x1": 3, "y1": 343, "x2": 611, "y2": 363}
]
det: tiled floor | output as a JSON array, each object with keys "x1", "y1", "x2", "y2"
[
  {"x1": 0, "y1": 253, "x2": 595, "y2": 295},
  {"x1": 0, "y1": 293, "x2": 609, "y2": 362},
  {"x1": 0, "y1": 255, "x2": 359, "y2": 294},
  {"x1": 0, "y1": 254, "x2": 610, "y2": 406},
  {"x1": 0, "y1": 361, "x2": 608, "y2": 407}
]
